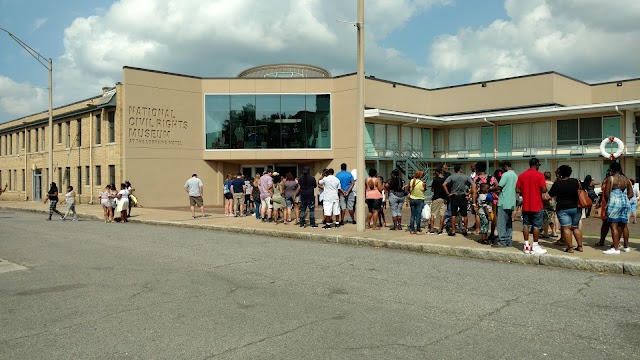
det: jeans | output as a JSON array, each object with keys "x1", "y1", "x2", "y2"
[
  {"x1": 254, "y1": 200, "x2": 261, "y2": 219},
  {"x1": 497, "y1": 206, "x2": 513, "y2": 246},
  {"x1": 409, "y1": 198, "x2": 424, "y2": 232},
  {"x1": 299, "y1": 198, "x2": 316, "y2": 226}
]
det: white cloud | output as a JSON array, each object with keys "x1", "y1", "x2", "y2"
[
  {"x1": 422, "y1": 0, "x2": 640, "y2": 87},
  {"x1": 31, "y1": 18, "x2": 47, "y2": 32},
  {"x1": 0, "y1": 76, "x2": 47, "y2": 116}
]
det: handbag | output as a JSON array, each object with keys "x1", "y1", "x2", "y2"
[{"x1": 577, "y1": 180, "x2": 593, "y2": 209}]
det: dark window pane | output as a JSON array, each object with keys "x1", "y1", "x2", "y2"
[
  {"x1": 205, "y1": 95, "x2": 230, "y2": 149},
  {"x1": 255, "y1": 95, "x2": 281, "y2": 149},
  {"x1": 281, "y1": 95, "x2": 305, "y2": 148},
  {"x1": 580, "y1": 117, "x2": 601, "y2": 145},
  {"x1": 230, "y1": 95, "x2": 255, "y2": 149},
  {"x1": 307, "y1": 94, "x2": 331, "y2": 149},
  {"x1": 557, "y1": 119, "x2": 578, "y2": 146}
]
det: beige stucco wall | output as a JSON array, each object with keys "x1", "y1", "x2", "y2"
[
  {"x1": 592, "y1": 79, "x2": 640, "y2": 103},
  {"x1": 122, "y1": 68, "x2": 210, "y2": 208}
]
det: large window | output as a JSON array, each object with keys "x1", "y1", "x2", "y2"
[
  {"x1": 95, "y1": 114, "x2": 101, "y2": 145},
  {"x1": 95, "y1": 165, "x2": 102, "y2": 186},
  {"x1": 58, "y1": 123, "x2": 62, "y2": 144},
  {"x1": 557, "y1": 117, "x2": 602, "y2": 146},
  {"x1": 107, "y1": 111, "x2": 115, "y2": 143},
  {"x1": 35, "y1": 130, "x2": 39, "y2": 152},
  {"x1": 205, "y1": 94, "x2": 331, "y2": 149},
  {"x1": 512, "y1": 121, "x2": 552, "y2": 149},
  {"x1": 77, "y1": 119, "x2": 82, "y2": 146},
  {"x1": 108, "y1": 165, "x2": 115, "y2": 186},
  {"x1": 40, "y1": 127, "x2": 45, "y2": 150},
  {"x1": 66, "y1": 121, "x2": 71, "y2": 148},
  {"x1": 448, "y1": 127, "x2": 481, "y2": 151}
]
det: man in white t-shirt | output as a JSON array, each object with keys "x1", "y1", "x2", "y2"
[
  {"x1": 319, "y1": 168, "x2": 341, "y2": 229},
  {"x1": 184, "y1": 174, "x2": 205, "y2": 218}
]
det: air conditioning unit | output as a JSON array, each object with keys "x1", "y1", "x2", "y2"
[
  {"x1": 523, "y1": 148, "x2": 538, "y2": 157},
  {"x1": 570, "y1": 145, "x2": 585, "y2": 155},
  {"x1": 457, "y1": 151, "x2": 469, "y2": 159}
]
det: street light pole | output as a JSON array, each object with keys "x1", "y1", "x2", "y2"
[
  {"x1": 1, "y1": 28, "x2": 53, "y2": 187},
  {"x1": 355, "y1": 0, "x2": 366, "y2": 232}
]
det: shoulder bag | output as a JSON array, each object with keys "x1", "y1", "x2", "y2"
[{"x1": 577, "y1": 179, "x2": 592, "y2": 209}]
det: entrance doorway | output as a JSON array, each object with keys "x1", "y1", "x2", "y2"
[
  {"x1": 241, "y1": 165, "x2": 274, "y2": 179},
  {"x1": 275, "y1": 165, "x2": 298, "y2": 178},
  {"x1": 32, "y1": 169, "x2": 42, "y2": 202}
]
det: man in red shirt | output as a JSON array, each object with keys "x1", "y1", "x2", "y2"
[{"x1": 516, "y1": 158, "x2": 548, "y2": 255}]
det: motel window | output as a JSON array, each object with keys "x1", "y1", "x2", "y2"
[
  {"x1": 401, "y1": 126, "x2": 422, "y2": 152},
  {"x1": 448, "y1": 127, "x2": 481, "y2": 152},
  {"x1": 433, "y1": 129, "x2": 445, "y2": 153},
  {"x1": 108, "y1": 165, "x2": 115, "y2": 186},
  {"x1": 108, "y1": 112, "x2": 115, "y2": 143},
  {"x1": 557, "y1": 118, "x2": 602, "y2": 146},
  {"x1": 95, "y1": 114, "x2": 101, "y2": 144},
  {"x1": 512, "y1": 121, "x2": 552, "y2": 149},
  {"x1": 58, "y1": 123, "x2": 62, "y2": 144},
  {"x1": 77, "y1": 119, "x2": 82, "y2": 146},
  {"x1": 66, "y1": 121, "x2": 71, "y2": 148},
  {"x1": 204, "y1": 94, "x2": 331, "y2": 150},
  {"x1": 95, "y1": 165, "x2": 101, "y2": 186},
  {"x1": 77, "y1": 166, "x2": 82, "y2": 194},
  {"x1": 65, "y1": 167, "x2": 71, "y2": 188}
]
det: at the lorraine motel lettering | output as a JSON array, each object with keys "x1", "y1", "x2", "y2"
[{"x1": 128, "y1": 106, "x2": 188, "y2": 146}]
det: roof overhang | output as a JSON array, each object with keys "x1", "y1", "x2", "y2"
[{"x1": 365, "y1": 99, "x2": 640, "y2": 126}]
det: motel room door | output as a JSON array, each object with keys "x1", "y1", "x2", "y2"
[{"x1": 32, "y1": 169, "x2": 42, "y2": 202}]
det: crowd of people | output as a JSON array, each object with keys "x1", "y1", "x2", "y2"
[{"x1": 218, "y1": 159, "x2": 638, "y2": 256}]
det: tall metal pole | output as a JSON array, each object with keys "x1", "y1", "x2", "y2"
[
  {"x1": 0, "y1": 28, "x2": 54, "y2": 188},
  {"x1": 48, "y1": 58, "x2": 53, "y2": 186},
  {"x1": 355, "y1": 0, "x2": 366, "y2": 232}
]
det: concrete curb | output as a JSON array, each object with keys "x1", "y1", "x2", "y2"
[{"x1": 3, "y1": 206, "x2": 637, "y2": 276}]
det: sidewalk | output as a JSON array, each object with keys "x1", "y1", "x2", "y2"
[{"x1": 2, "y1": 201, "x2": 639, "y2": 276}]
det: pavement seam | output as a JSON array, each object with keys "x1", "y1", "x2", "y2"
[{"x1": 1, "y1": 206, "x2": 633, "y2": 276}]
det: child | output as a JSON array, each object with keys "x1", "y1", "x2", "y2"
[
  {"x1": 378, "y1": 176, "x2": 387, "y2": 228},
  {"x1": 61, "y1": 185, "x2": 77, "y2": 221},
  {"x1": 477, "y1": 183, "x2": 491, "y2": 244}
]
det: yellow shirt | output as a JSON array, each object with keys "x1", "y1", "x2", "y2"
[{"x1": 409, "y1": 179, "x2": 425, "y2": 200}]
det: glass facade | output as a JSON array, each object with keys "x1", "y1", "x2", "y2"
[{"x1": 205, "y1": 94, "x2": 331, "y2": 150}]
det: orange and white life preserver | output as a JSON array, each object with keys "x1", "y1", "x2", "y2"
[{"x1": 600, "y1": 136, "x2": 624, "y2": 160}]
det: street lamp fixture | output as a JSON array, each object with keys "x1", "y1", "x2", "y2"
[{"x1": 1, "y1": 27, "x2": 53, "y2": 188}]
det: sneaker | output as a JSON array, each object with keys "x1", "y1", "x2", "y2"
[
  {"x1": 620, "y1": 247, "x2": 631, "y2": 253},
  {"x1": 351, "y1": 220, "x2": 357, "y2": 225},
  {"x1": 339, "y1": 221, "x2": 344, "y2": 226},
  {"x1": 603, "y1": 248, "x2": 620, "y2": 255},
  {"x1": 531, "y1": 246, "x2": 547, "y2": 255},
  {"x1": 335, "y1": 223, "x2": 341, "y2": 228},
  {"x1": 72, "y1": 218, "x2": 77, "y2": 221},
  {"x1": 311, "y1": 224, "x2": 318, "y2": 228},
  {"x1": 461, "y1": 231, "x2": 468, "y2": 237},
  {"x1": 426, "y1": 231, "x2": 435, "y2": 235},
  {"x1": 322, "y1": 224, "x2": 332, "y2": 230},
  {"x1": 488, "y1": 234, "x2": 495, "y2": 241},
  {"x1": 448, "y1": 232, "x2": 455, "y2": 237},
  {"x1": 523, "y1": 245, "x2": 532, "y2": 254}
]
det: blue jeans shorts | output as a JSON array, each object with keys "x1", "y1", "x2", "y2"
[
  {"x1": 522, "y1": 210, "x2": 543, "y2": 230},
  {"x1": 556, "y1": 208, "x2": 581, "y2": 228}
]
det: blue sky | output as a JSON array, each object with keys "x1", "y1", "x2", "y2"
[{"x1": 1, "y1": 0, "x2": 639, "y2": 124}]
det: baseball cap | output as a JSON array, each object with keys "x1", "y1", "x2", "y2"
[{"x1": 303, "y1": 166, "x2": 310, "y2": 174}]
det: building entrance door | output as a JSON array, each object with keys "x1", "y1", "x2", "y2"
[
  {"x1": 32, "y1": 169, "x2": 42, "y2": 202},
  {"x1": 275, "y1": 165, "x2": 298, "y2": 178}
]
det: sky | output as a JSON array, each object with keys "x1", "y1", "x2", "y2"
[{"x1": 1, "y1": 0, "x2": 639, "y2": 124}]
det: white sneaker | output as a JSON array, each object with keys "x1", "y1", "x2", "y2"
[
  {"x1": 531, "y1": 246, "x2": 547, "y2": 255},
  {"x1": 523, "y1": 245, "x2": 532, "y2": 254},
  {"x1": 603, "y1": 248, "x2": 621, "y2": 255},
  {"x1": 620, "y1": 247, "x2": 630, "y2": 253}
]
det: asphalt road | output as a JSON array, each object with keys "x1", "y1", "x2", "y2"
[{"x1": 1, "y1": 209, "x2": 639, "y2": 359}]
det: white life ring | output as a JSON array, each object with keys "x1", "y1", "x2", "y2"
[{"x1": 599, "y1": 136, "x2": 624, "y2": 160}]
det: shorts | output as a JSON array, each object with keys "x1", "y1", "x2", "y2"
[
  {"x1": 261, "y1": 197, "x2": 273, "y2": 209},
  {"x1": 450, "y1": 195, "x2": 468, "y2": 217},
  {"x1": 630, "y1": 201, "x2": 637, "y2": 216},
  {"x1": 365, "y1": 198, "x2": 382, "y2": 212},
  {"x1": 522, "y1": 210, "x2": 543, "y2": 230},
  {"x1": 101, "y1": 199, "x2": 111, "y2": 208},
  {"x1": 431, "y1": 198, "x2": 446, "y2": 218},
  {"x1": 479, "y1": 213, "x2": 489, "y2": 234},
  {"x1": 543, "y1": 209, "x2": 554, "y2": 225},
  {"x1": 190, "y1": 196, "x2": 203, "y2": 207},
  {"x1": 285, "y1": 197, "x2": 294, "y2": 207},
  {"x1": 340, "y1": 191, "x2": 355, "y2": 211},
  {"x1": 233, "y1": 193, "x2": 244, "y2": 208},
  {"x1": 323, "y1": 201, "x2": 340, "y2": 216},
  {"x1": 224, "y1": 192, "x2": 233, "y2": 200},
  {"x1": 294, "y1": 195, "x2": 301, "y2": 204},
  {"x1": 516, "y1": 196, "x2": 523, "y2": 207},
  {"x1": 557, "y1": 208, "x2": 581, "y2": 228}
]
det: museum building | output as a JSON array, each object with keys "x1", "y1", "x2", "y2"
[{"x1": 1, "y1": 63, "x2": 640, "y2": 207}]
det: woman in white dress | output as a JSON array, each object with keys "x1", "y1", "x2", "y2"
[{"x1": 115, "y1": 183, "x2": 130, "y2": 223}]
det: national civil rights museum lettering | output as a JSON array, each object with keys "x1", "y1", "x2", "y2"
[{"x1": 128, "y1": 106, "x2": 188, "y2": 146}]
